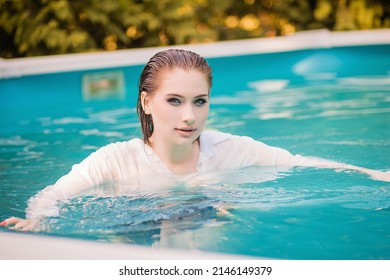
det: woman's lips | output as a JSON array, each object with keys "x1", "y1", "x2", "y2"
[{"x1": 175, "y1": 127, "x2": 197, "y2": 137}]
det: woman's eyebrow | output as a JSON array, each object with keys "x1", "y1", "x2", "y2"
[
  {"x1": 165, "y1": 93, "x2": 209, "y2": 98},
  {"x1": 165, "y1": 93, "x2": 183, "y2": 98},
  {"x1": 195, "y1": 94, "x2": 209, "y2": 98}
]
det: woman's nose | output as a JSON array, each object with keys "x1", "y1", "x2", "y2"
[{"x1": 182, "y1": 105, "x2": 195, "y2": 124}]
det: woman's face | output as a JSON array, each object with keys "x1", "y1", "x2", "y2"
[{"x1": 142, "y1": 68, "x2": 210, "y2": 147}]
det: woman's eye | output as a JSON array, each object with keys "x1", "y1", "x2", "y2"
[
  {"x1": 167, "y1": 98, "x2": 181, "y2": 105},
  {"x1": 194, "y1": 98, "x2": 207, "y2": 106}
]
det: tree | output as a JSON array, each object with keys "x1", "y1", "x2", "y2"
[{"x1": 1, "y1": 0, "x2": 388, "y2": 58}]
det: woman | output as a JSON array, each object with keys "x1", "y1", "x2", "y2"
[{"x1": 2, "y1": 49, "x2": 389, "y2": 230}]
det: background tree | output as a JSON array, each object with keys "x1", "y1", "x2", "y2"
[{"x1": 0, "y1": 0, "x2": 388, "y2": 58}]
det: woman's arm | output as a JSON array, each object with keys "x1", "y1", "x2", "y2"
[
  {"x1": 1, "y1": 143, "x2": 123, "y2": 231},
  {"x1": 0, "y1": 166, "x2": 97, "y2": 231},
  {"x1": 288, "y1": 154, "x2": 390, "y2": 182},
  {"x1": 231, "y1": 135, "x2": 390, "y2": 182}
]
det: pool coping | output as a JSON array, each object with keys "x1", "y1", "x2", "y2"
[
  {"x1": 1, "y1": 28, "x2": 389, "y2": 79},
  {"x1": 0, "y1": 231, "x2": 256, "y2": 260}
]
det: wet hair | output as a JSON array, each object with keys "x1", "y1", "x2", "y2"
[{"x1": 137, "y1": 49, "x2": 212, "y2": 144}]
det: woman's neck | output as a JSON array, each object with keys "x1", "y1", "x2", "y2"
[{"x1": 148, "y1": 137, "x2": 200, "y2": 175}]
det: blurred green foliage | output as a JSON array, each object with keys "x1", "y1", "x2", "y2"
[{"x1": 0, "y1": 0, "x2": 388, "y2": 58}]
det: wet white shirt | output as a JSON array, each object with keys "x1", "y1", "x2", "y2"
[{"x1": 26, "y1": 130, "x2": 335, "y2": 219}]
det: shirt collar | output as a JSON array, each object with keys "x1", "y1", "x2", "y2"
[
  {"x1": 139, "y1": 130, "x2": 230, "y2": 173},
  {"x1": 198, "y1": 131, "x2": 230, "y2": 167}
]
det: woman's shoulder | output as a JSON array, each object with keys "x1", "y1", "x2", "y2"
[
  {"x1": 94, "y1": 138, "x2": 145, "y2": 156},
  {"x1": 201, "y1": 130, "x2": 255, "y2": 145},
  {"x1": 201, "y1": 130, "x2": 232, "y2": 144}
]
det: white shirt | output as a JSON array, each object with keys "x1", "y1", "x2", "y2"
[{"x1": 26, "y1": 131, "x2": 334, "y2": 219}]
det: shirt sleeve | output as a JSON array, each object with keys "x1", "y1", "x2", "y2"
[
  {"x1": 222, "y1": 134, "x2": 390, "y2": 181},
  {"x1": 227, "y1": 135, "x2": 341, "y2": 168},
  {"x1": 26, "y1": 142, "x2": 129, "y2": 220}
]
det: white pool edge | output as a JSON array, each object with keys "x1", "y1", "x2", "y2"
[
  {"x1": 0, "y1": 231, "x2": 257, "y2": 260},
  {"x1": 1, "y1": 28, "x2": 389, "y2": 79}
]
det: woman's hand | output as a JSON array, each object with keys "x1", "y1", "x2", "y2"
[
  {"x1": 368, "y1": 170, "x2": 390, "y2": 182},
  {"x1": 342, "y1": 164, "x2": 390, "y2": 182},
  {"x1": 0, "y1": 217, "x2": 38, "y2": 231}
]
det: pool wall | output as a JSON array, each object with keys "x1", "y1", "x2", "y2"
[
  {"x1": 1, "y1": 28, "x2": 390, "y2": 259},
  {"x1": 1, "y1": 28, "x2": 390, "y2": 79}
]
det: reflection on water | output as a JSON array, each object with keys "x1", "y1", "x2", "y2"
[
  {"x1": 38, "y1": 166, "x2": 287, "y2": 241},
  {"x1": 212, "y1": 75, "x2": 390, "y2": 121},
  {"x1": 33, "y1": 165, "x2": 390, "y2": 258}
]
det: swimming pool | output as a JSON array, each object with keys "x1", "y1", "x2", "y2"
[{"x1": 1, "y1": 29, "x2": 390, "y2": 260}]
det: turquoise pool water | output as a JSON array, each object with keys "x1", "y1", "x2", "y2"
[{"x1": 1, "y1": 45, "x2": 390, "y2": 259}]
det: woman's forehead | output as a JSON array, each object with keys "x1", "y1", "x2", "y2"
[{"x1": 158, "y1": 68, "x2": 210, "y2": 85}]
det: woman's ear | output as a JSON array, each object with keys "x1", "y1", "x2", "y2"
[{"x1": 141, "y1": 91, "x2": 151, "y2": 115}]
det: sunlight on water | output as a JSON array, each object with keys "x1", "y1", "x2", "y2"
[{"x1": 212, "y1": 75, "x2": 390, "y2": 121}]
